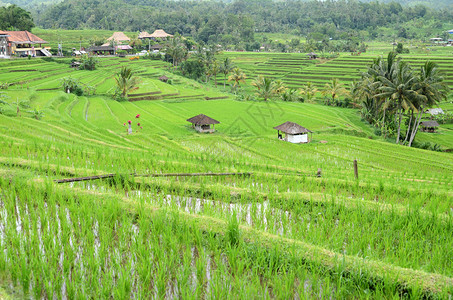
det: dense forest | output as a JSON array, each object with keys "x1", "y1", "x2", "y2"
[
  {"x1": 32, "y1": 0, "x2": 452, "y2": 43},
  {"x1": 1, "y1": 0, "x2": 453, "y2": 9}
]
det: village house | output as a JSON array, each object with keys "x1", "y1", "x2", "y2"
[
  {"x1": 273, "y1": 121, "x2": 312, "y2": 143},
  {"x1": 2, "y1": 31, "x2": 51, "y2": 57},
  {"x1": 187, "y1": 114, "x2": 220, "y2": 133}
]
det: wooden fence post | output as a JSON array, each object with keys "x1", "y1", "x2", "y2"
[{"x1": 353, "y1": 159, "x2": 358, "y2": 179}]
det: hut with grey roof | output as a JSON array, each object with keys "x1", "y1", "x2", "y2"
[
  {"x1": 187, "y1": 114, "x2": 220, "y2": 133},
  {"x1": 420, "y1": 121, "x2": 439, "y2": 133},
  {"x1": 273, "y1": 121, "x2": 312, "y2": 143}
]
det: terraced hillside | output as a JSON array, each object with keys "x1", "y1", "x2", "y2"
[
  {"x1": 0, "y1": 57, "x2": 452, "y2": 298},
  {"x1": 220, "y1": 52, "x2": 453, "y2": 92}
]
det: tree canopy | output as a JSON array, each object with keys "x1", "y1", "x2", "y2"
[{"x1": 0, "y1": 5, "x2": 34, "y2": 31}]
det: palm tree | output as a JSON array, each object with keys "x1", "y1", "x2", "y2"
[
  {"x1": 322, "y1": 78, "x2": 350, "y2": 106},
  {"x1": 274, "y1": 80, "x2": 286, "y2": 95},
  {"x1": 115, "y1": 66, "x2": 140, "y2": 99},
  {"x1": 300, "y1": 82, "x2": 318, "y2": 103},
  {"x1": 228, "y1": 68, "x2": 246, "y2": 93},
  {"x1": 281, "y1": 88, "x2": 302, "y2": 102},
  {"x1": 208, "y1": 59, "x2": 221, "y2": 86},
  {"x1": 407, "y1": 61, "x2": 449, "y2": 147},
  {"x1": 221, "y1": 58, "x2": 234, "y2": 89},
  {"x1": 165, "y1": 34, "x2": 187, "y2": 68},
  {"x1": 359, "y1": 52, "x2": 399, "y2": 136},
  {"x1": 376, "y1": 61, "x2": 422, "y2": 144},
  {"x1": 252, "y1": 76, "x2": 278, "y2": 102}
]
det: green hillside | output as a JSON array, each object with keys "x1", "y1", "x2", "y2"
[{"x1": 0, "y1": 56, "x2": 452, "y2": 298}]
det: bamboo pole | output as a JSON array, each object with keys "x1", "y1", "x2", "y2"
[{"x1": 55, "y1": 172, "x2": 252, "y2": 183}]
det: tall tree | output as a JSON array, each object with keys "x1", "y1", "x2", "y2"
[
  {"x1": 221, "y1": 58, "x2": 234, "y2": 89},
  {"x1": 208, "y1": 60, "x2": 221, "y2": 86},
  {"x1": 407, "y1": 61, "x2": 449, "y2": 146},
  {"x1": 0, "y1": 5, "x2": 34, "y2": 31},
  {"x1": 376, "y1": 61, "x2": 422, "y2": 144}
]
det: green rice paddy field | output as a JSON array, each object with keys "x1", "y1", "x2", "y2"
[{"x1": 0, "y1": 54, "x2": 452, "y2": 298}]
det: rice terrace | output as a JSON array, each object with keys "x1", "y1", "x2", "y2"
[{"x1": 1, "y1": 1, "x2": 453, "y2": 298}]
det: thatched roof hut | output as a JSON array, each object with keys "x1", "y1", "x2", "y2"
[
  {"x1": 138, "y1": 31, "x2": 151, "y2": 39},
  {"x1": 106, "y1": 32, "x2": 131, "y2": 43},
  {"x1": 149, "y1": 30, "x2": 173, "y2": 40},
  {"x1": 159, "y1": 75, "x2": 169, "y2": 82},
  {"x1": 420, "y1": 121, "x2": 439, "y2": 133},
  {"x1": 307, "y1": 52, "x2": 317, "y2": 59},
  {"x1": 187, "y1": 114, "x2": 220, "y2": 133},
  {"x1": 273, "y1": 121, "x2": 312, "y2": 143}
]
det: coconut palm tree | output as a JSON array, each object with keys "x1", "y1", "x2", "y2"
[
  {"x1": 252, "y1": 76, "x2": 277, "y2": 102},
  {"x1": 221, "y1": 58, "x2": 234, "y2": 89},
  {"x1": 376, "y1": 61, "x2": 423, "y2": 144},
  {"x1": 281, "y1": 88, "x2": 302, "y2": 102},
  {"x1": 208, "y1": 59, "x2": 221, "y2": 86},
  {"x1": 115, "y1": 66, "x2": 140, "y2": 99},
  {"x1": 322, "y1": 78, "x2": 350, "y2": 106},
  {"x1": 300, "y1": 82, "x2": 318, "y2": 103},
  {"x1": 228, "y1": 68, "x2": 246, "y2": 93},
  {"x1": 407, "y1": 61, "x2": 450, "y2": 147}
]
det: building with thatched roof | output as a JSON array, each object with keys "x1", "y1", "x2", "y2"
[
  {"x1": 148, "y1": 29, "x2": 173, "y2": 41},
  {"x1": 187, "y1": 114, "x2": 220, "y2": 133},
  {"x1": 106, "y1": 32, "x2": 131, "y2": 44},
  {"x1": 159, "y1": 75, "x2": 169, "y2": 83},
  {"x1": 138, "y1": 31, "x2": 151, "y2": 39},
  {"x1": 420, "y1": 121, "x2": 439, "y2": 133},
  {"x1": 273, "y1": 121, "x2": 312, "y2": 143},
  {"x1": 3, "y1": 31, "x2": 50, "y2": 57}
]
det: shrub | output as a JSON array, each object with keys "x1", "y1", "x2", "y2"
[
  {"x1": 79, "y1": 54, "x2": 99, "y2": 70},
  {"x1": 61, "y1": 77, "x2": 84, "y2": 95}
]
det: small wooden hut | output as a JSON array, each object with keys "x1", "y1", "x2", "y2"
[
  {"x1": 307, "y1": 52, "x2": 318, "y2": 59},
  {"x1": 187, "y1": 114, "x2": 220, "y2": 133},
  {"x1": 159, "y1": 75, "x2": 169, "y2": 83},
  {"x1": 420, "y1": 121, "x2": 439, "y2": 133},
  {"x1": 273, "y1": 121, "x2": 312, "y2": 143}
]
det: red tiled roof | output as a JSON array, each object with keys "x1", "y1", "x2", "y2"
[{"x1": 4, "y1": 31, "x2": 47, "y2": 44}]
